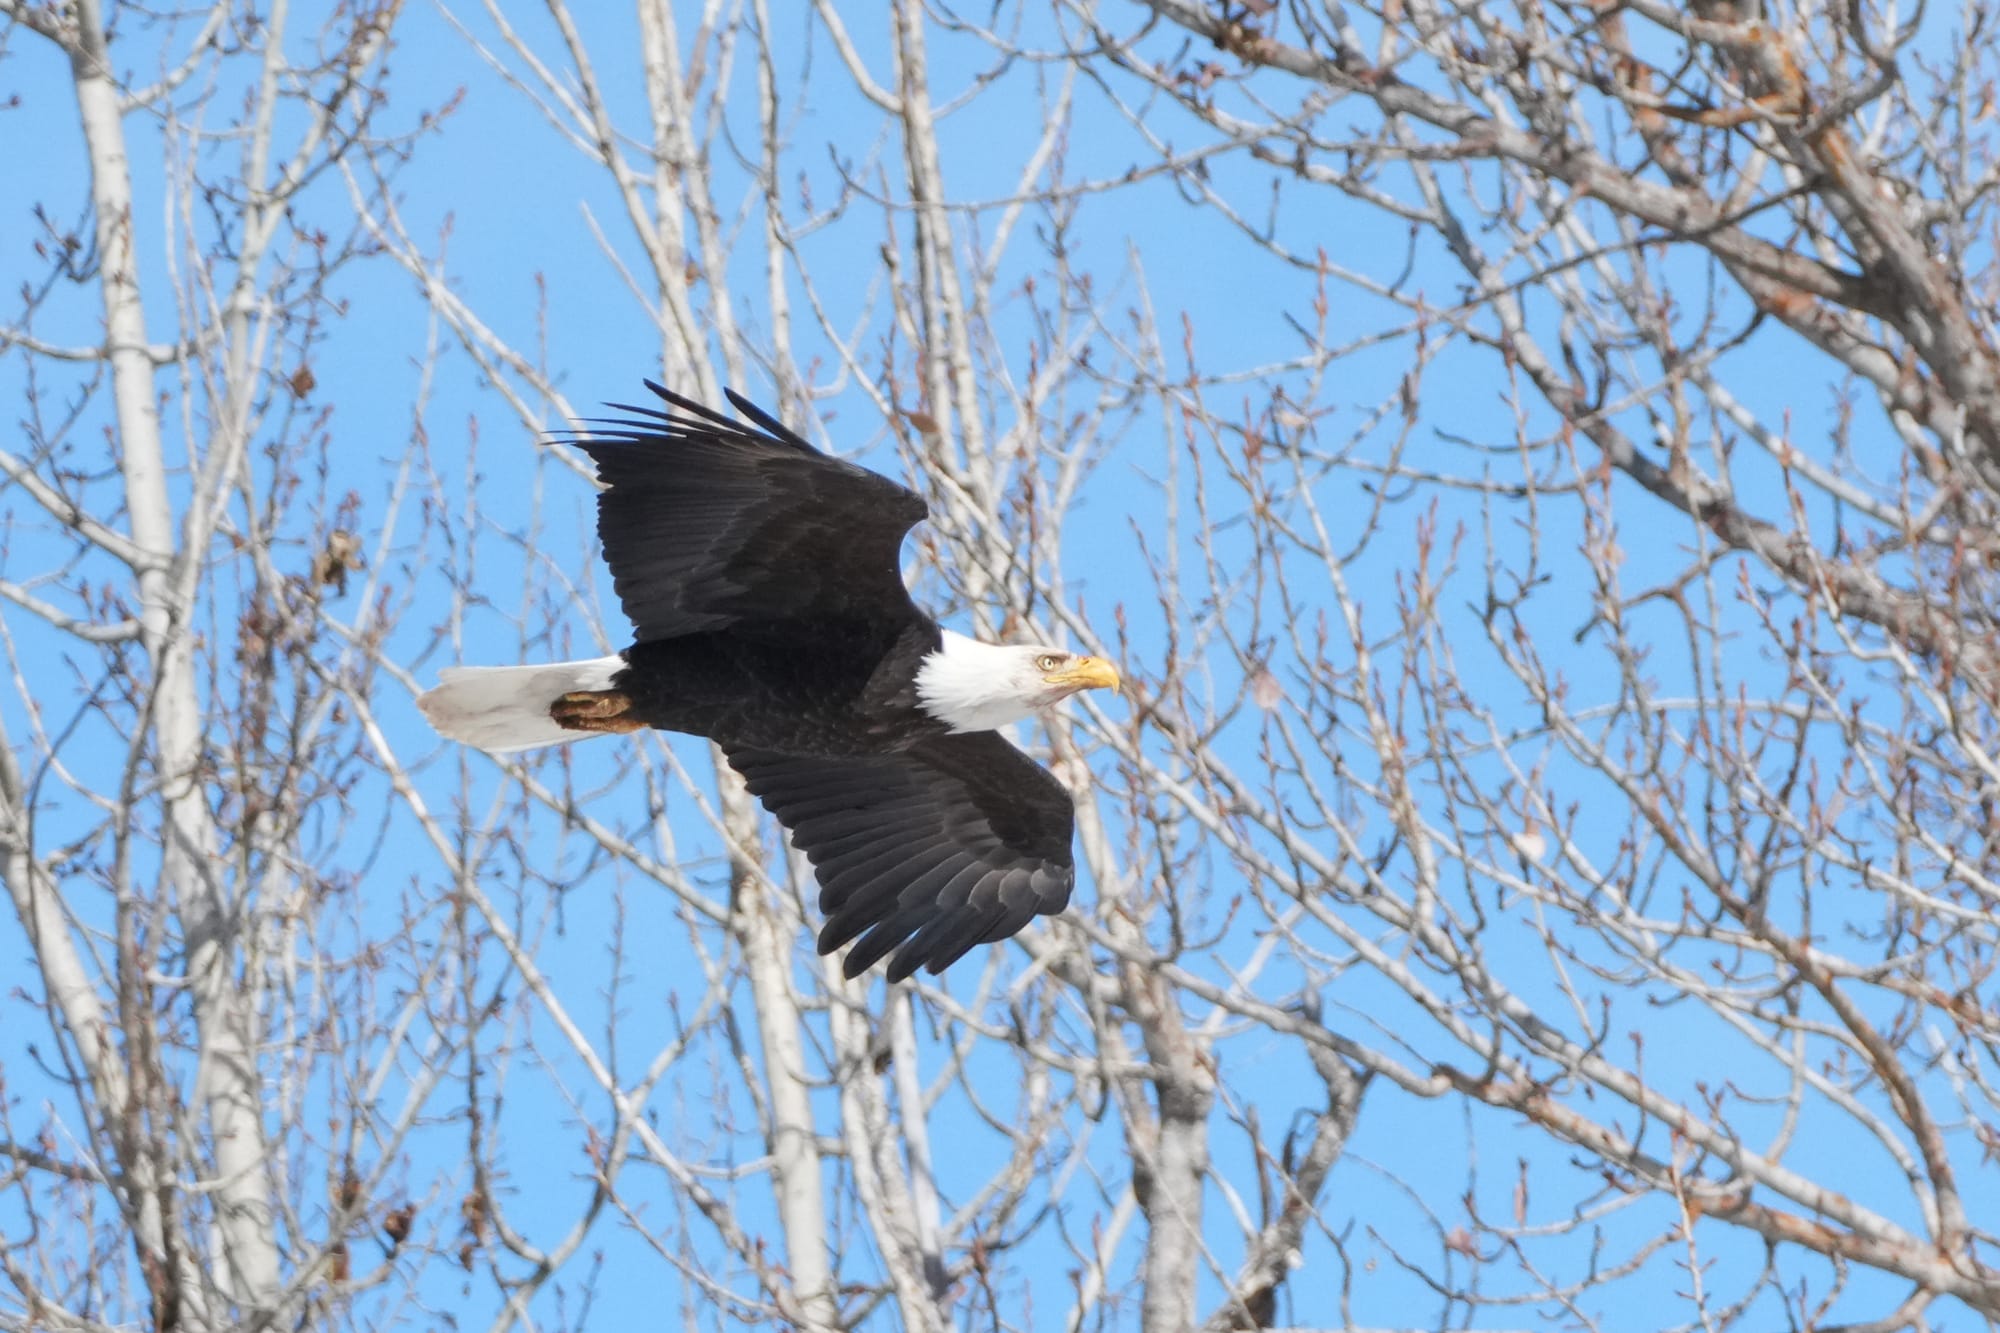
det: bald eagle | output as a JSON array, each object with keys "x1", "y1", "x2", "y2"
[{"x1": 417, "y1": 383, "x2": 1120, "y2": 981}]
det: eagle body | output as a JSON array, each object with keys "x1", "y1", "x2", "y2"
[
  {"x1": 614, "y1": 618, "x2": 943, "y2": 755},
  {"x1": 418, "y1": 383, "x2": 1118, "y2": 981}
]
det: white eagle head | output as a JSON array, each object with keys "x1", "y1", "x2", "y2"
[{"x1": 916, "y1": 631, "x2": 1122, "y2": 733}]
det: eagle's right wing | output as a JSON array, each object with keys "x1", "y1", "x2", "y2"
[{"x1": 727, "y1": 731, "x2": 1078, "y2": 980}]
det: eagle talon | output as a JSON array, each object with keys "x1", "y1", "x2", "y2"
[{"x1": 550, "y1": 689, "x2": 644, "y2": 734}]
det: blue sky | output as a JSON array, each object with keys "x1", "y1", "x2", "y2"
[{"x1": 4, "y1": 2, "x2": 1994, "y2": 1330}]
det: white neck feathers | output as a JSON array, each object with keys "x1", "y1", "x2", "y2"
[{"x1": 915, "y1": 631, "x2": 1039, "y2": 733}]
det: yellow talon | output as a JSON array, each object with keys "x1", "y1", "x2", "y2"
[{"x1": 550, "y1": 690, "x2": 644, "y2": 734}]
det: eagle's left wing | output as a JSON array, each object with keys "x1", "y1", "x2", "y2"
[
  {"x1": 727, "y1": 731, "x2": 1077, "y2": 980},
  {"x1": 559, "y1": 383, "x2": 931, "y2": 642}
]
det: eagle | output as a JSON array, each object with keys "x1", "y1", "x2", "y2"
[{"x1": 417, "y1": 383, "x2": 1120, "y2": 981}]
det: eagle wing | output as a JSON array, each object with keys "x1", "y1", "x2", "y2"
[
  {"x1": 562, "y1": 383, "x2": 930, "y2": 641},
  {"x1": 727, "y1": 731, "x2": 1077, "y2": 980}
]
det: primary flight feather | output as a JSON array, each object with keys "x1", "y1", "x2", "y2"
[{"x1": 417, "y1": 382, "x2": 1120, "y2": 981}]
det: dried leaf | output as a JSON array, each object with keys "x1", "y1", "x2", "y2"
[
  {"x1": 382, "y1": 1203, "x2": 415, "y2": 1246},
  {"x1": 1250, "y1": 665, "x2": 1282, "y2": 710}
]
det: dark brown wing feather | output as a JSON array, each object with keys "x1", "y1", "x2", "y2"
[
  {"x1": 558, "y1": 382, "x2": 930, "y2": 642},
  {"x1": 728, "y1": 731, "x2": 1077, "y2": 980}
]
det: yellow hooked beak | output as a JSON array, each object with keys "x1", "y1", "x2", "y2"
[{"x1": 1047, "y1": 656, "x2": 1122, "y2": 694}]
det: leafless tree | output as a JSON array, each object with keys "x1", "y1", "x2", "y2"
[
  {"x1": 1030, "y1": 0, "x2": 2000, "y2": 1327},
  {"x1": 5, "y1": 0, "x2": 1996, "y2": 1330},
  {"x1": 0, "y1": 2, "x2": 460, "y2": 1327}
]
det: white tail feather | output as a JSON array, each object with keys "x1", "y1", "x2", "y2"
[{"x1": 417, "y1": 656, "x2": 625, "y2": 754}]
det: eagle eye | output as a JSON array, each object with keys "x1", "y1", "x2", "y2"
[{"x1": 1035, "y1": 653, "x2": 1064, "y2": 672}]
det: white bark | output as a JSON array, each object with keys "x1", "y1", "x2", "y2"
[
  {"x1": 731, "y1": 775, "x2": 839, "y2": 1331},
  {"x1": 626, "y1": 1, "x2": 838, "y2": 1315},
  {"x1": 0, "y1": 720, "x2": 183, "y2": 1316},
  {"x1": 829, "y1": 984, "x2": 951, "y2": 1333},
  {"x1": 1122, "y1": 960, "x2": 1215, "y2": 1333},
  {"x1": 68, "y1": 0, "x2": 282, "y2": 1314},
  {"x1": 887, "y1": 994, "x2": 947, "y2": 1301},
  {"x1": 1201, "y1": 1042, "x2": 1365, "y2": 1331},
  {"x1": 635, "y1": 0, "x2": 711, "y2": 390},
  {"x1": 889, "y1": 0, "x2": 1015, "y2": 621}
]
